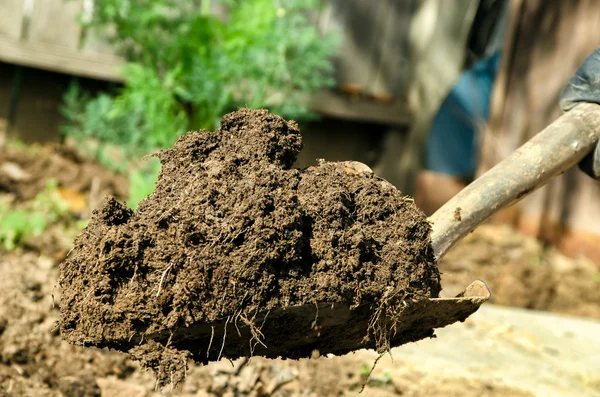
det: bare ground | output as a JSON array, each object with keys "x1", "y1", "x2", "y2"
[{"x1": 439, "y1": 224, "x2": 600, "y2": 320}]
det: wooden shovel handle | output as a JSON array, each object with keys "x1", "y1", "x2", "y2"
[{"x1": 429, "y1": 102, "x2": 600, "y2": 260}]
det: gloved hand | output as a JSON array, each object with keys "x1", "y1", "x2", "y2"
[{"x1": 559, "y1": 47, "x2": 600, "y2": 179}]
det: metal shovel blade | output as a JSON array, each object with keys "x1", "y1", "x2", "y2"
[{"x1": 132, "y1": 280, "x2": 490, "y2": 362}]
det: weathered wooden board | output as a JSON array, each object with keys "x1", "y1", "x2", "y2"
[
  {"x1": 367, "y1": 0, "x2": 415, "y2": 99},
  {"x1": 0, "y1": 36, "x2": 124, "y2": 81},
  {"x1": 316, "y1": 0, "x2": 414, "y2": 99},
  {"x1": 319, "y1": 0, "x2": 382, "y2": 95},
  {"x1": 392, "y1": 0, "x2": 480, "y2": 193},
  {"x1": 0, "y1": 0, "x2": 24, "y2": 39},
  {"x1": 0, "y1": 0, "x2": 419, "y2": 126},
  {"x1": 481, "y1": 0, "x2": 600, "y2": 264},
  {"x1": 29, "y1": 0, "x2": 83, "y2": 47},
  {"x1": 311, "y1": 89, "x2": 411, "y2": 126},
  {"x1": 0, "y1": 0, "x2": 123, "y2": 81},
  {"x1": 10, "y1": 66, "x2": 71, "y2": 143},
  {"x1": 0, "y1": 62, "x2": 15, "y2": 141}
]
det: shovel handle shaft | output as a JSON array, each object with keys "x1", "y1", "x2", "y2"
[{"x1": 429, "y1": 102, "x2": 600, "y2": 260}]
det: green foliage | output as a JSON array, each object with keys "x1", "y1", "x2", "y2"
[
  {"x1": 0, "y1": 180, "x2": 70, "y2": 251},
  {"x1": 0, "y1": 208, "x2": 46, "y2": 251},
  {"x1": 4, "y1": 139, "x2": 41, "y2": 157},
  {"x1": 359, "y1": 363, "x2": 371, "y2": 378},
  {"x1": 61, "y1": 0, "x2": 339, "y2": 161},
  {"x1": 359, "y1": 363, "x2": 392, "y2": 388}
]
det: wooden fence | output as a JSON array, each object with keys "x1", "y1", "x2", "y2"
[
  {"x1": 0, "y1": 0, "x2": 123, "y2": 81},
  {"x1": 0, "y1": 0, "x2": 422, "y2": 143}
]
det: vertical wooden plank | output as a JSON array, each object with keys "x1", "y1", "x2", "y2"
[
  {"x1": 367, "y1": 0, "x2": 415, "y2": 99},
  {"x1": 325, "y1": 0, "x2": 381, "y2": 93},
  {"x1": 478, "y1": 0, "x2": 524, "y2": 171},
  {"x1": 0, "y1": 0, "x2": 25, "y2": 39},
  {"x1": 315, "y1": 0, "x2": 334, "y2": 34},
  {"x1": 393, "y1": 0, "x2": 480, "y2": 193},
  {"x1": 28, "y1": 0, "x2": 83, "y2": 48},
  {"x1": 11, "y1": 66, "x2": 70, "y2": 143},
  {"x1": 79, "y1": 0, "x2": 118, "y2": 54},
  {"x1": 0, "y1": 62, "x2": 15, "y2": 142}
]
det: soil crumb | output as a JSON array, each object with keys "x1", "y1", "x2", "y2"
[{"x1": 59, "y1": 109, "x2": 440, "y2": 387}]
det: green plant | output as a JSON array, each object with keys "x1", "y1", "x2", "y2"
[
  {"x1": 0, "y1": 206, "x2": 46, "y2": 251},
  {"x1": 359, "y1": 363, "x2": 392, "y2": 389},
  {"x1": 61, "y1": 0, "x2": 339, "y2": 161},
  {"x1": 0, "y1": 180, "x2": 70, "y2": 251},
  {"x1": 359, "y1": 363, "x2": 371, "y2": 378},
  {"x1": 3, "y1": 138, "x2": 41, "y2": 156}
]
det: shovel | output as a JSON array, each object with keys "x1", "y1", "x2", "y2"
[{"x1": 125, "y1": 103, "x2": 600, "y2": 361}]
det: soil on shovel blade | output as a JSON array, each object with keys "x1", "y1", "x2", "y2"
[{"x1": 59, "y1": 109, "x2": 441, "y2": 388}]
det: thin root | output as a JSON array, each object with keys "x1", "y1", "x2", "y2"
[
  {"x1": 207, "y1": 325, "x2": 215, "y2": 359},
  {"x1": 359, "y1": 352, "x2": 385, "y2": 393},
  {"x1": 156, "y1": 263, "x2": 173, "y2": 298},
  {"x1": 217, "y1": 316, "x2": 230, "y2": 361}
]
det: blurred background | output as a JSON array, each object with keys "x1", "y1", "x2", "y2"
[{"x1": 0, "y1": 1, "x2": 599, "y2": 396}]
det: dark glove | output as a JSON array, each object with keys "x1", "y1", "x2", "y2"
[{"x1": 559, "y1": 47, "x2": 600, "y2": 179}]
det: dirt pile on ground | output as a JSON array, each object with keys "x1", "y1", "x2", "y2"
[
  {"x1": 0, "y1": 143, "x2": 128, "y2": 259},
  {"x1": 0, "y1": 251, "x2": 139, "y2": 397},
  {"x1": 59, "y1": 109, "x2": 440, "y2": 387},
  {"x1": 0, "y1": 143, "x2": 128, "y2": 206},
  {"x1": 439, "y1": 224, "x2": 600, "y2": 319}
]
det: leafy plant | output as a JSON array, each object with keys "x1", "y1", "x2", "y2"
[
  {"x1": 359, "y1": 363, "x2": 371, "y2": 378},
  {"x1": 0, "y1": 180, "x2": 70, "y2": 251},
  {"x1": 61, "y1": 0, "x2": 339, "y2": 162}
]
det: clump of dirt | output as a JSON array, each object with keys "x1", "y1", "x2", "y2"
[
  {"x1": 0, "y1": 244, "x2": 529, "y2": 397},
  {"x1": 59, "y1": 109, "x2": 440, "y2": 387}
]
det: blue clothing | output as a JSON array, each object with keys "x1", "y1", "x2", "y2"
[{"x1": 426, "y1": 52, "x2": 501, "y2": 179}]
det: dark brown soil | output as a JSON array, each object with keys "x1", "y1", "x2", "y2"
[{"x1": 59, "y1": 109, "x2": 440, "y2": 387}]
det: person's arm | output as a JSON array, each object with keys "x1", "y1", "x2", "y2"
[{"x1": 559, "y1": 47, "x2": 600, "y2": 179}]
